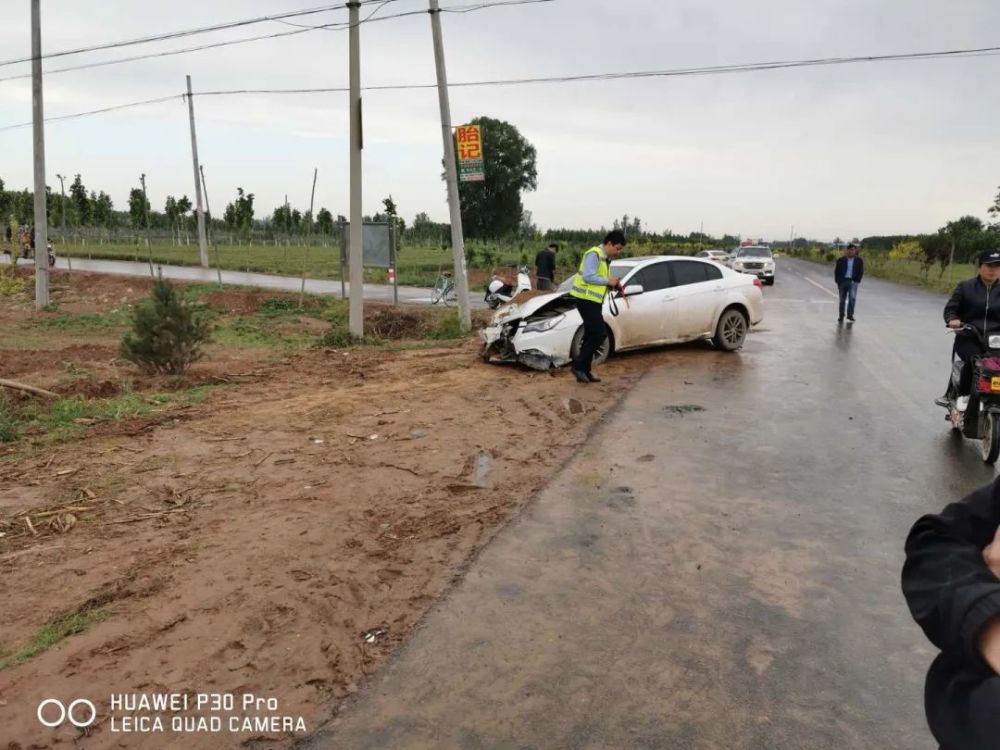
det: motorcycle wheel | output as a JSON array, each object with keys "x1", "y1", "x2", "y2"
[
  {"x1": 981, "y1": 411, "x2": 1000, "y2": 464},
  {"x1": 48, "y1": 254, "x2": 55, "y2": 267}
]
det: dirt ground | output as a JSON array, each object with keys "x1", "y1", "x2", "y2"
[{"x1": 0, "y1": 270, "x2": 674, "y2": 748}]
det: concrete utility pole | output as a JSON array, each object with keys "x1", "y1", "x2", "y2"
[
  {"x1": 31, "y1": 0, "x2": 49, "y2": 308},
  {"x1": 56, "y1": 173, "x2": 66, "y2": 234},
  {"x1": 347, "y1": 0, "x2": 364, "y2": 337},
  {"x1": 428, "y1": 0, "x2": 471, "y2": 331},
  {"x1": 140, "y1": 174, "x2": 154, "y2": 277},
  {"x1": 199, "y1": 165, "x2": 222, "y2": 285},
  {"x1": 186, "y1": 75, "x2": 209, "y2": 268}
]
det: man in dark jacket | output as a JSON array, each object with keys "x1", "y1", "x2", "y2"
[
  {"x1": 903, "y1": 479, "x2": 1000, "y2": 750},
  {"x1": 937, "y1": 249, "x2": 1000, "y2": 410},
  {"x1": 534, "y1": 243, "x2": 558, "y2": 291},
  {"x1": 834, "y1": 243, "x2": 865, "y2": 323}
]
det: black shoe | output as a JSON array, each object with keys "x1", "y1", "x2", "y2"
[
  {"x1": 847, "y1": 316, "x2": 855, "y2": 322},
  {"x1": 571, "y1": 369, "x2": 590, "y2": 384},
  {"x1": 838, "y1": 316, "x2": 844, "y2": 323},
  {"x1": 586, "y1": 372, "x2": 602, "y2": 383},
  {"x1": 934, "y1": 396, "x2": 950, "y2": 408}
]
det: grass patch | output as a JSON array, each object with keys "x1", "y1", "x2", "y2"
[
  {"x1": 3, "y1": 387, "x2": 213, "y2": 444},
  {"x1": 27, "y1": 309, "x2": 131, "y2": 331},
  {"x1": 0, "y1": 607, "x2": 108, "y2": 671},
  {"x1": 212, "y1": 317, "x2": 317, "y2": 350}
]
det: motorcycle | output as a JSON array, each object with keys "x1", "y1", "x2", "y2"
[
  {"x1": 3, "y1": 240, "x2": 55, "y2": 267},
  {"x1": 941, "y1": 324, "x2": 1000, "y2": 463},
  {"x1": 484, "y1": 265, "x2": 532, "y2": 309}
]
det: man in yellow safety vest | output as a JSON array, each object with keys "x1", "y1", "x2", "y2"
[{"x1": 569, "y1": 229, "x2": 626, "y2": 383}]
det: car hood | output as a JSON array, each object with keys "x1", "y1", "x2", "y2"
[{"x1": 489, "y1": 290, "x2": 569, "y2": 324}]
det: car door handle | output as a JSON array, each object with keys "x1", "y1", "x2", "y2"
[{"x1": 713, "y1": 285, "x2": 723, "y2": 291}]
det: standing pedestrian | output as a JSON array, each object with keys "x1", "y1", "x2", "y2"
[
  {"x1": 535, "y1": 242, "x2": 558, "y2": 291},
  {"x1": 835, "y1": 242, "x2": 865, "y2": 323},
  {"x1": 569, "y1": 230, "x2": 626, "y2": 383}
]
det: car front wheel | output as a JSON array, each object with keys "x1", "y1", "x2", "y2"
[
  {"x1": 570, "y1": 326, "x2": 611, "y2": 365},
  {"x1": 714, "y1": 308, "x2": 748, "y2": 351}
]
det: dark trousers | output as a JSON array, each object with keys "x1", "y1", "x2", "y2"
[
  {"x1": 838, "y1": 280, "x2": 858, "y2": 319},
  {"x1": 952, "y1": 336, "x2": 982, "y2": 396},
  {"x1": 573, "y1": 298, "x2": 606, "y2": 374},
  {"x1": 536, "y1": 277, "x2": 553, "y2": 291}
]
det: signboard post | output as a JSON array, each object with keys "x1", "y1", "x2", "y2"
[{"x1": 456, "y1": 124, "x2": 485, "y2": 182}]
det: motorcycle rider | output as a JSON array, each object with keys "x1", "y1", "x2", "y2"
[{"x1": 938, "y1": 249, "x2": 1000, "y2": 411}]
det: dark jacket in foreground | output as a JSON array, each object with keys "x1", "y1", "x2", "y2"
[
  {"x1": 902, "y1": 480, "x2": 1000, "y2": 750},
  {"x1": 944, "y1": 277, "x2": 1000, "y2": 337},
  {"x1": 834, "y1": 255, "x2": 865, "y2": 284}
]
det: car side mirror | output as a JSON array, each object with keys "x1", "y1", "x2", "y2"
[{"x1": 622, "y1": 284, "x2": 644, "y2": 297}]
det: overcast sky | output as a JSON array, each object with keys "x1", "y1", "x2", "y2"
[{"x1": 0, "y1": 0, "x2": 998, "y2": 240}]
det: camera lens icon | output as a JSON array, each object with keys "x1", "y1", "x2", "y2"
[{"x1": 37, "y1": 698, "x2": 97, "y2": 728}]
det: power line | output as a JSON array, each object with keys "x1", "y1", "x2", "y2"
[
  {"x1": 0, "y1": 0, "x2": 521, "y2": 85},
  {"x1": 0, "y1": 95, "x2": 182, "y2": 131},
  {"x1": 2, "y1": 43, "x2": 996, "y2": 132},
  {"x1": 0, "y1": 0, "x2": 394, "y2": 70},
  {"x1": 191, "y1": 43, "x2": 1000, "y2": 96}
]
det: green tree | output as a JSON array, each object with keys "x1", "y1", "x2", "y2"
[
  {"x1": 92, "y1": 191, "x2": 114, "y2": 228},
  {"x1": 454, "y1": 116, "x2": 537, "y2": 238},
  {"x1": 120, "y1": 279, "x2": 211, "y2": 374},
  {"x1": 989, "y1": 186, "x2": 1000, "y2": 231},
  {"x1": 176, "y1": 195, "x2": 192, "y2": 233},
  {"x1": 128, "y1": 188, "x2": 150, "y2": 229},
  {"x1": 69, "y1": 174, "x2": 91, "y2": 226},
  {"x1": 224, "y1": 188, "x2": 255, "y2": 238},
  {"x1": 316, "y1": 208, "x2": 334, "y2": 235}
]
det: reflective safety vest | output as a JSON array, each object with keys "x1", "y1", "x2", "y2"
[{"x1": 569, "y1": 246, "x2": 609, "y2": 303}]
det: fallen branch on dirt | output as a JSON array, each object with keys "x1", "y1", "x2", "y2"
[
  {"x1": 102, "y1": 509, "x2": 188, "y2": 526},
  {"x1": 0, "y1": 378, "x2": 59, "y2": 399}
]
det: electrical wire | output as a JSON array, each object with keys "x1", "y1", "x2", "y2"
[
  {"x1": 0, "y1": 0, "x2": 555, "y2": 84},
  {"x1": 191, "y1": 44, "x2": 1000, "y2": 96},
  {"x1": 0, "y1": 95, "x2": 181, "y2": 131},
  {"x1": 0, "y1": 0, "x2": 393, "y2": 69},
  {"x1": 2, "y1": 43, "x2": 996, "y2": 132}
]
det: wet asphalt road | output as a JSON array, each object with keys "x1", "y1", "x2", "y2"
[
  {"x1": 302, "y1": 258, "x2": 992, "y2": 750},
  {"x1": 1, "y1": 255, "x2": 485, "y2": 307}
]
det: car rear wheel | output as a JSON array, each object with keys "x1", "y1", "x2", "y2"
[
  {"x1": 714, "y1": 308, "x2": 748, "y2": 351},
  {"x1": 570, "y1": 326, "x2": 610, "y2": 365},
  {"x1": 765, "y1": 277, "x2": 775, "y2": 286}
]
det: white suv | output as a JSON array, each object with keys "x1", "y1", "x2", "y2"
[{"x1": 731, "y1": 246, "x2": 775, "y2": 285}]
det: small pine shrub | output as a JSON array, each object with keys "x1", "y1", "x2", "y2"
[{"x1": 120, "y1": 279, "x2": 211, "y2": 374}]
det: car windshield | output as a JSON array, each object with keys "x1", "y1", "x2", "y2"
[
  {"x1": 738, "y1": 248, "x2": 772, "y2": 258},
  {"x1": 557, "y1": 262, "x2": 634, "y2": 291}
]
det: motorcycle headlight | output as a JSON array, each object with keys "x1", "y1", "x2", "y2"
[{"x1": 522, "y1": 314, "x2": 565, "y2": 334}]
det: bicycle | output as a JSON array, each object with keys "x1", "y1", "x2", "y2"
[{"x1": 431, "y1": 271, "x2": 457, "y2": 306}]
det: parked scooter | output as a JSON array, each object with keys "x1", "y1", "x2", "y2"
[
  {"x1": 941, "y1": 324, "x2": 1000, "y2": 463},
  {"x1": 485, "y1": 265, "x2": 532, "y2": 309}
]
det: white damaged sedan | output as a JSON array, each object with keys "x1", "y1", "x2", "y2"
[{"x1": 481, "y1": 255, "x2": 764, "y2": 370}]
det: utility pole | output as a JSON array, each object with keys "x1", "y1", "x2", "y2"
[
  {"x1": 428, "y1": 0, "x2": 471, "y2": 331},
  {"x1": 31, "y1": 0, "x2": 49, "y2": 308},
  {"x1": 186, "y1": 76, "x2": 210, "y2": 268},
  {"x1": 56, "y1": 173, "x2": 66, "y2": 235},
  {"x1": 347, "y1": 0, "x2": 364, "y2": 337},
  {"x1": 140, "y1": 174, "x2": 154, "y2": 277},
  {"x1": 199, "y1": 165, "x2": 222, "y2": 285}
]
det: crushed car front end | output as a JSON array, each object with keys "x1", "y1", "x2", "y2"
[{"x1": 480, "y1": 294, "x2": 580, "y2": 371}]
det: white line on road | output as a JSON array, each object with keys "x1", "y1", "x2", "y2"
[{"x1": 803, "y1": 276, "x2": 838, "y2": 298}]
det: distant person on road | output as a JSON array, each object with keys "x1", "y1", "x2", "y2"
[
  {"x1": 535, "y1": 242, "x2": 558, "y2": 291},
  {"x1": 936, "y1": 249, "x2": 1000, "y2": 411},
  {"x1": 903, "y1": 478, "x2": 1000, "y2": 750},
  {"x1": 569, "y1": 230, "x2": 625, "y2": 384},
  {"x1": 834, "y1": 243, "x2": 864, "y2": 323}
]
